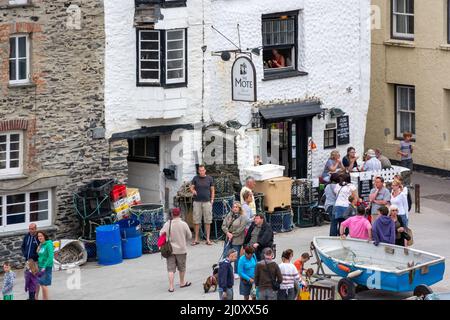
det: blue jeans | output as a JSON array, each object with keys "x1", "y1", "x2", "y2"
[
  {"x1": 258, "y1": 288, "x2": 277, "y2": 300},
  {"x1": 401, "y1": 159, "x2": 413, "y2": 171},
  {"x1": 219, "y1": 288, "x2": 233, "y2": 300},
  {"x1": 400, "y1": 215, "x2": 409, "y2": 228},
  {"x1": 328, "y1": 206, "x2": 337, "y2": 236},
  {"x1": 222, "y1": 242, "x2": 241, "y2": 273}
]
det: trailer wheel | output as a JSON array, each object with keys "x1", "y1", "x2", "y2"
[
  {"x1": 413, "y1": 284, "x2": 433, "y2": 299},
  {"x1": 338, "y1": 278, "x2": 356, "y2": 300}
]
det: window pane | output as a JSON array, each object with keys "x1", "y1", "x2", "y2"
[
  {"x1": 9, "y1": 38, "x2": 16, "y2": 58},
  {"x1": 398, "y1": 87, "x2": 408, "y2": 110},
  {"x1": 18, "y1": 37, "x2": 26, "y2": 58},
  {"x1": 0, "y1": 152, "x2": 6, "y2": 160},
  {"x1": 7, "y1": 203, "x2": 25, "y2": 215},
  {"x1": 167, "y1": 50, "x2": 183, "y2": 60},
  {"x1": 30, "y1": 211, "x2": 48, "y2": 222},
  {"x1": 396, "y1": 0, "x2": 406, "y2": 13},
  {"x1": 9, "y1": 60, "x2": 17, "y2": 81},
  {"x1": 141, "y1": 31, "x2": 159, "y2": 41},
  {"x1": 30, "y1": 201, "x2": 48, "y2": 212},
  {"x1": 409, "y1": 89, "x2": 415, "y2": 110},
  {"x1": 0, "y1": 161, "x2": 6, "y2": 169},
  {"x1": 141, "y1": 71, "x2": 159, "y2": 80},
  {"x1": 0, "y1": 143, "x2": 6, "y2": 152},
  {"x1": 167, "y1": 69, "x2": 183, "y2": 79},
  {"x1": 167, "y1": 59, "x2": 183, "y2": 69},
  {"x1": 10, "y1": 143, "x2": 20, "y2": 151},
  {"x1": 167, "y1": 40, "x2": 183, "y2": 50},
  {"x1": 7, "y1": 194, "x2": 25, "y2": 204},
  {"x1": 146, "y1": 137, "x2": 158, "y2": 158},
  {"x1": 400, "y1": 112, "x2": 410, "y2": 133},
  {"x1": 141, "y1": 42, "x2": 159, "y2": 50},
  {"x1": 30, "y1": 191, "x2": 48, "y2": 202},
  {"x1": 411, "y1": 113, "x2": 416, "y2": 134},
  {"x1": 0, "y1": 135, "x2": 6, "y2": 143},
  {"x1": 407, "y1": 16, "x2": 414, "y2": 34},
  {"x1": 134, "y1": 138, "x2": 146, "y2": 157},
  {"x1": 10, "y1": 134, "x2": 20, "y2": 142},
  {"x1": 9, "y1": 160, "x2": 19, "y2": 168},
  {"x1": 406, "y1": 0, "x2": 414, "y2": 14},
  {"x1": 7, "y1": 214, "x2": 25, "y2": 225},
  {"x1": 19, "y1": 59, "x2": 27, "y2": 80},
  {"x1": 141, "y1": 51, "x2": 159, "y2": 60},
  {"x1": 396, "y1": 14, "x2": 407, "y2": 34},
  {"x1": 10, "y1": 151, "x2": 19, "y2": 160},
  {"x1": 141, "y1": 61, "x2": 159, "y2": 70},
  {"x1": 167, "y1": 30, "x2": 183, "y2": 40}
]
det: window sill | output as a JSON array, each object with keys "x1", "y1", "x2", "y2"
[
  {"x1": 262, "y1": 70, "x2": 308, "y2": 81},
  {"x1": 0, "y1": 225, "x2": 58, "y2": 239},
  {"x1": 439, "y1": 44, "x2": 450, "y2": 51},
  {"x1": 8, "y1": 82, "x2": 36, "y2": 89},
  {"x1": 384, "y1": 40, "x2": 415, "y2": 48},
  {"x1": 0, "y1": 4, "x2": 34, "y2": 9},
  {"x1": 0, "y1": 174, "x2": 27, "y2": 181}
]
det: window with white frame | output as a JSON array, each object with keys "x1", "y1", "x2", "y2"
[
  {"x1": 9, "y1": 35, "x2": 30, "y2": 84},
  {"x1": 8, "y1": 0, "x2": 30, "y2": 5},
  {"x1": 396, "y1": 85, "x2": 415, "y2": 138},
  {"x1": 262, "y1": 12, "x2": 298, "y2": 76},
  {"x1": 137, "y1": 29, "x2": 186, "y2": 86},
  {"x1": 0, "y1": 131, "x2": 23, "y2": 175},
  {"x1": 0, "y1": 190, "x2": 52, "y2": 233},
  {"x1": 392, "y1": 0, "x2": 414, "y2": 39},
  {"x1": 324, "y1": 129, "x2": 336, "y2": 149}
]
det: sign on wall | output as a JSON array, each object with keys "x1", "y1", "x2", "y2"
[
  {"x1": 231, "y1": 56, "x2": 257, "y2": 102},
  {"x1": 337, "y1": 115, "x2": 350, "y2": 145}
]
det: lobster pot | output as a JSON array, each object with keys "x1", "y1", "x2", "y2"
[
  {"x1": 292, "y1": 204, "x2": 315, "y2": 228},
  {"x1": 212, "y1": 196, "x2": 234, "y2": 220},
  {"x1": 175, "y1": 196, "x2": 194, "y2": 229},
  {"x1": 214, "y1": 176, "x2": 234, "y2": 197},
  {"x1": 266, "y1": 210, "x2": 294, "y2": 233},
  {"x1": 142, "y1": 231, "x2": 160, "y2": 254},
  {"x1": 80, "y1": 215, "x2": 115, "y2": 240},
  {"x1": 129, "y1": 203, "x2": 165, "y2": 232},
  {"x1": 254, "y1": 192, "x2": 265, "y2": 214},
  {"x1": 291, "y1": 179, "x2": 314, "y2": 205}
]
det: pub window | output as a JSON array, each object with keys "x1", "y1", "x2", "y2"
[
  {"x1": 262, "y1": 12, "x2": 298, "y2": 76},
  {"x1": 0, "y1": 131, "x2": 23, "y2": 176},
  {"x1": 9, "y1": 35, "x2": 30, "y2": 84},
  {"x1": 128, "y1": 137, "x2": 159, "y2": 164},
  {"x1": 137, "y1": 28, "x2": 187, "y2": 86},
  {"x1": 392, "y1": 0, "x2": 414, "y2": 40},
  {"x1": 395, "y1": 85, "x2": 415, "y2": 139},
  {"x1": 324, "y1": 129, "x2": 336, "y2": 149}
]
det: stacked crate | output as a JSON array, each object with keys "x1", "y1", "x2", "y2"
[{"x1": 110, "y1": 185, "x2": 129, "y2": 220}]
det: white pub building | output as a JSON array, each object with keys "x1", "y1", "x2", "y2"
[{"x1": 104, "y1": 0, "x2": 371, "y2": 205}]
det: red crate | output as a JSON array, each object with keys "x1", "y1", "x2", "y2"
[{"x1": 110, "y1": 185, "x2": 127, "y2": 202}]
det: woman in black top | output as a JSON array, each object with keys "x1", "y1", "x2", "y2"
[
  {"x1": 342, "y1": 147, "x2": 359, "y2": 172},
  {"x1": 389, "y1": 205, "x2": 406, "y2": 247}
]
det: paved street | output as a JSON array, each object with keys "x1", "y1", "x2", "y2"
[{"x1": 3, "y1": 172, "x2": 450, "y2": 300}]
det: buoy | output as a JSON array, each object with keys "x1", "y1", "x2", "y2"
[
  {"x1": 338, "y1": 264, "x2": 351, "y2": 273},
  {"x1": 348, "y1": 270, "x2": 363, "y2": 278}
]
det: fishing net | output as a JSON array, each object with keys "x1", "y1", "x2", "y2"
[
  {"x1": 142, "y1": 231, "x2": 160, "y2": 254},
  {"x1": 266, "y1": 210, "x2": 294, "y2": 233},
  {"x1": 212, "y1": 196, "x2": 234, "y2": 220},
  {"x1": 129, "y1": 204, "x2": 165, "y2": 232}
]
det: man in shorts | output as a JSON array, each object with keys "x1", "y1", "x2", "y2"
[{"x1": 190, "y1": 165, "x2": 215, "y2": 245}]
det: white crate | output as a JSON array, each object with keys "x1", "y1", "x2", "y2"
[{"x1": 243, "y1": 164, "x2": 285, "y2": 181}]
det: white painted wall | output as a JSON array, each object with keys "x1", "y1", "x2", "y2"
[{"x1": 104, "y1": 0, "x2": 371, "y2": 202}]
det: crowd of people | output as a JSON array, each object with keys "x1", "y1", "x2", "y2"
[{"x1": 2, "y1": 223, "x2": 54, "y2": 300}]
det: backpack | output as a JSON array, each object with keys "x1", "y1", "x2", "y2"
[{"x1": 160, "y1": 220, "x2": 173, "y2": 259}]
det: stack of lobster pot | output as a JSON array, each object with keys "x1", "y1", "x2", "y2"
[{"x1": 129, "y1": 204, "x2": 165, "y2": 254}]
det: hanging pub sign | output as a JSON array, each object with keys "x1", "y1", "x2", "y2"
[
  {"x1": 337, "y1": 115, "x2": 350, "y2": 145},
  {"x1": 231, "y1": 56, "x2": 257, "y2": 102}
]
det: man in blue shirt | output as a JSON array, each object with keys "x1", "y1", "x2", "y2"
[
  {"x1": 21, "y1": 223, "x2": 39, "y2": 262},
  {"x1": 218, "y1": 248, "x2": 238, "y2": 300}
]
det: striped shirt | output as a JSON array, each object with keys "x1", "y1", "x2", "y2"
[{"x1": 278, "y1": 263, "x2": 300, "y2": 290}]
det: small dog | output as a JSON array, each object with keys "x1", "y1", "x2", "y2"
[{"x1": 203, "y1": 264, "x2": 219, "y2": 293}]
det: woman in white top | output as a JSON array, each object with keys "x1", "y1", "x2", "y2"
[
  {"x1": 277, "y1": 249, "x2": 300, "y2": 300},
  {"x1": 333, "y1": 173, "x2": 358, "y2": 236},
  {"x1": 390, "y1": 180, "x2": 409, "y2": 227}
]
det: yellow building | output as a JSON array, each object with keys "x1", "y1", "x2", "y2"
[{"x1": 366, "y1": 0, "x2": 450, "y2": 173}]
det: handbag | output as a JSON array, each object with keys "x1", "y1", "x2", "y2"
[
  {"x1": 405, "y1": 227, "x2": 414, "y2": 246},
  {"x1": 264, "y1": 259, "x2": 280, "y2": 291},
  {"x1": 160, "y1": 220, "x2": 173, "y2": 258}
]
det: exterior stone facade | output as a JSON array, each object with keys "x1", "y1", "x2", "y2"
[{"x1": 0, "y1": 0, "x2": 128, "y2": 266}]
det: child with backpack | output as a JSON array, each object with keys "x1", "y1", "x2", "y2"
[{"x1": 25, "y1": 259, "x2": 44, "y2": 300}]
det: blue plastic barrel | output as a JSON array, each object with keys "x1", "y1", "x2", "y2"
[
  {"x1": 96, "y1": 224, "x2": 123, "y2": 266},
  {"x1": 122, "y1": 236, "x2": 143, "y2": 259},
  {"x1": 116, "y1": 218, "x2": 141, "y2": 238}
]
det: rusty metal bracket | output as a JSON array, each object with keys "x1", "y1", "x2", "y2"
[{"x1": 421, "y1": 266, "x2": 429, "y2": 275}]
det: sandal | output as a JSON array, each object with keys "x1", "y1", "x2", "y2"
[
  {"x1": 206, "y1": 241, "x2": 213, "y2": 246},
  {"x1": 168, "y1": 288, "x2": 174, "y2": 292},
  {"x1": 180, "y1": 281, "x2": 192, "y2": 288},
  {"x1": 191, "y1": 241, "x2": 200, "y2": 246}
]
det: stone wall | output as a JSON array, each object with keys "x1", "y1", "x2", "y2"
[{"x1": 0, "y1": 0, "x2": 128, "y2": 266}]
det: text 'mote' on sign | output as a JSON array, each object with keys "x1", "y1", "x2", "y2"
[
  {"x1": 337, "y1": 115, "x2": 350, "y2": 145},
  {"x1": 232, "y1": 56, "x2": 257, "y2": 102}
]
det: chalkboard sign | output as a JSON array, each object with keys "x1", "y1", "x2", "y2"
[
  {"x1": 359, "y1": 179, "x2": 373, "y2": 202},
  {"x1": 337, "y1": 116, "x2": 350, "y2": 145}
]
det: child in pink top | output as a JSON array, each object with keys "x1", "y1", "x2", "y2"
[{"x1": 340, "y1": 206, "x2": 372, "y2": 240}]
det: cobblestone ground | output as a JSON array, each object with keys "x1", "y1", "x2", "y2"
[{"x1": 2, "y1": 172, "x2": 449, "y2": 300}]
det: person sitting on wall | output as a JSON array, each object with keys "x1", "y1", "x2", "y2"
[
  {"x1": 375, "y1": 148, "x2": 392, "y2": 170},
  {"x1": 267, "y1": 49, "x2": 286, "y2": 68}
]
